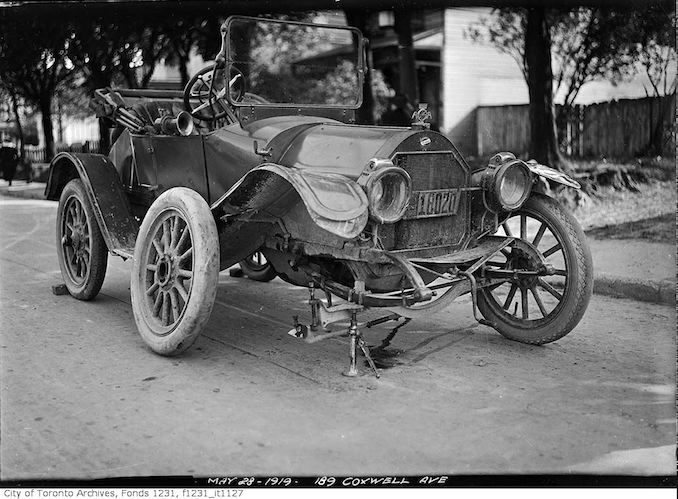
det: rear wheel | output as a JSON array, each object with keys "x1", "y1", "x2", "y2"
[
  {"x1": 130, "y1": 188, "x2": 219, "y2": 355},
  {"x1": 477, "y1": 194, "x2": 593, "y2": 344},
  {"x1": 239, "y1": 252, "x2": 277, "y2": 282},
  {"x1": 56, "y1": 179, "x2": 108, "y2": 300}
]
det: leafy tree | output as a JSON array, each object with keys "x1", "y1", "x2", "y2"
[
  {"x1": 160, "y1": 15, "x2": 204, "y2": 87},
  {"x1": 467, "y1": 7, "x2": 563, "y2": 166},
  {"x1": 67, "y1": 18, "x2": 130, "y2": 152},
  {"x1": 627, "y1": 6, "x2": 676, "y2": 155},
  {"x1": 67, "y1": 13, "x2": 185, "y2": 151},
  {"x1": 468, "y1": 8, "x2": 645, "y2": 118},
  {"x1": 0, "y1": 83, "x2": 25, "y2": 156},
  {"x1": 0, "y1": 17, "x2": 74, "y2": 161},
  {"x1": 116, "y1": 21, "x2": 169, "y2": 89},
  {"x1": 467, "y1": 5, "x2": 675, "y2": 166},
  {"x1": 195, "y1": 18, "x2": 224, "y2": 62}
]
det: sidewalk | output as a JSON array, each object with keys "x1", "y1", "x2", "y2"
[
  {"x1": 0, "y1": 179, "x2": 674, "y2": 305},
  {"x1": 0, "y1": 179, "x2": 47, "y2": 200},
  {"x1": 587, "y1": 237, "x2": 674, "y2": 304}
]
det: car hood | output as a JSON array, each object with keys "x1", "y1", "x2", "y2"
[{"x1": 238, "y1": 116, "x2": 455, "y2": 179}]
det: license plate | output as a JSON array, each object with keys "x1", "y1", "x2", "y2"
[{"x1": 410, "y1": 188, "x2": 461, "y2": 218}]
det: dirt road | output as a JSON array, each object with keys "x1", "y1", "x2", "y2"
[{"x1": 0, "y1": 197, "x2": 674, "y2": 479}]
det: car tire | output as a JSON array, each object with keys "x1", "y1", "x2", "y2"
[
  {"x1": 239, "y1": 252, "x2": 277, "y2": 282},
  {"x1": 130, "y1": 188, "x2": 219, "y2": 356},
  {"x1": 477, "y1": 194, "x2": 593, "y2": 345},
  {"x1": 56, "y1": 179, "x2": 108, "y2": 300}
]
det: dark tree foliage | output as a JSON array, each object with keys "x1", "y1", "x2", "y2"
[
  {"x1": 115, "y1": 20, "x2": 169, "y2": 89},
  {"x1": 67, "y1": 12, "x2": 188, "y2": 151},
  {"x1": 160, "y1": 15, "x2": 205, "y2": 87},
  {"x1": 67, "y1": 17, "x2": 132, "y2": 152},
  {"x1": 195, "y1": 18, "x2": 224, "y2": 62},
  {"x1": 0, "y1": 17, "x2": 74, "y2": 161}
]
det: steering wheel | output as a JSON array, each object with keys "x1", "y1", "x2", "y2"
[{"x1": 183, "y1": 63, "x2": 246, "y2": 121}]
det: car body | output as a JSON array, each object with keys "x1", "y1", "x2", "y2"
[{"x1": 46, "y1": 16, "x2": 593, "y2": 376}]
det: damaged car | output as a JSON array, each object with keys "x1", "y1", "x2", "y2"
[{"x1": 46, "y1": 16, "x2": 593, "y2": 376}]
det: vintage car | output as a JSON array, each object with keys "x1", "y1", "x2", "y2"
[{"x1": 45, "y1": 16, "x2": 592, "y2": 376}]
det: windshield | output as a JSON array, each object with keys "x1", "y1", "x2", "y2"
[{"x1": 225, "y1": 17, "x2": 363, "y2": 108}]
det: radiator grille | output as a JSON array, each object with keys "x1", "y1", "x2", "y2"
[{"x1": 381, "y1": 152, "x2": 469, "y2": 250}]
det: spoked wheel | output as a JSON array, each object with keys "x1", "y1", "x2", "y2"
[
  {"x1": 130, "y1": 188, "x2": 219, "y2": 356},
  {"x1": 56, "y1": 179, "x2": 108, "y2": 300},
  {"x1": 239, "y1": 252, "x2": 277, "y2": 282},
  {"x1": 183, "y1": 63, "x2": 245, "y2": 121},
  {"x1": 477, "y1": 194, "x2": 593, "y2": 344}
]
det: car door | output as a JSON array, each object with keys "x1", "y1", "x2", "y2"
[{"x1": 131, "y1": 134, "x2": 209, "y2": 202}]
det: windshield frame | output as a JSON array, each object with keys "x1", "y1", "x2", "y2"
[{"x1": 223, "y1": 15, "x2": 365, "y2": 111}]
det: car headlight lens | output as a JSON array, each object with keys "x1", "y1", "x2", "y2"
[
  {"x1": 364, "y1": 166, "x2": 412, "y2": 224},
  {"x1": 498, "y1": 163, "x2": 530, "y2": 208},
  {"x1": 486, "y1": 159, "x2": 532, "y2": 211}
]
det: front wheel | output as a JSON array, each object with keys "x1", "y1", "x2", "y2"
[
  {"x1": 477, "y1": 194, "x2": 593, "y2": 344},
  {"x1": 130, "y1": 188, "x2": 219, "y2": 355}
]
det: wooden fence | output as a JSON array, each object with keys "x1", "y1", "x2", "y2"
[{"x1": 476, "y1": 94, "x2": 676, "y2": 159}]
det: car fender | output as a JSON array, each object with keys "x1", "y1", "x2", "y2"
[
  {"x1": 211, "y1": 163, "x2": 369, "y2": 239},
  {"x1": 45, "y1": 152, "x2": 138, "y2": 258},
  {"x1": 527, "y1": 161, "x2": 581, "y2": 189}
]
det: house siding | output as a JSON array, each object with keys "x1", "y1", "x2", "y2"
[{"x1": 441, "y1": 7, "x2": 527, "y2": 157}]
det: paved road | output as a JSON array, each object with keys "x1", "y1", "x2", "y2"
[{"x1": 0, "y1": 197, "x2": 675, "y2": 479}]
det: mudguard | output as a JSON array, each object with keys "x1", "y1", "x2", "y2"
[
  {"x1": 211, "y1": 163, "x2": 369, "y2": 239},
  {"x1": 527, "y1": 160, "x2": 581, "y2": 189},
  {"x1": 45, "y1": 152, "x2": 138, "y2": 258}
]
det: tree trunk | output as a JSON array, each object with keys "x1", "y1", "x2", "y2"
[
  {"x1": 57, "y1": 99, "x2": 64, "y2": 144},
  {"x1": 344, "y1": 9, "x2": 375, "y2": 124},
  {"x1": 394, "y1": 9, "x2": 419, "y2": 107},
  {"x1": 98, "y1": 118, "x2": 111, "y2": 154},
  {"x1": 39, "y1": 96, "x2": 55, "y2": 162},
  {"x1": 10, "y1": 92, "x2": 24, "y2": 159},
  {"x1": 178, "y1": 54, "x2": 190, "y2": 89},
  {"x1": 525, "y1": 7, "x2": 564, "y2": 169}
]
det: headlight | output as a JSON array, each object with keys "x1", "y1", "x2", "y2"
[
  {"x1": 483, "y1": 156, "x2": 532, "y2": 212},
  {"x1": 361, "y1": 164, "x2": 412, "y2": 224}
]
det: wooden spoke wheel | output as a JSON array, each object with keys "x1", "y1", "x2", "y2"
[
  {"x1": 478, "y1": 194, "x2": 593, "y2": 344},
  {"x1": 131, "y1": 188, "x2": 219, "y2": 355},
  {"x1": 56, "y1": 179, "x2": 108, "y2": 300}
]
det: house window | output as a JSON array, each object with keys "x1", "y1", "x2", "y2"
[{"x1": 378, "y1": 11, "x2": 395, "y2": 28}]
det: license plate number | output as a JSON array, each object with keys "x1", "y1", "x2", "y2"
[{"x1": 412, "y1": 188, "x2": 461, "y2": 218}]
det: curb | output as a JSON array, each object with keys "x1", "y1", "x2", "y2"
[
  {"x1": 0, "y1": 188, "x2": 47, "y2": 200},
  {"x1": 594, "y1": 275, "x2": 674, "y2": 305},
  {"x1": 0, "y1": 182, "x2": 47, "y2": 200}
]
